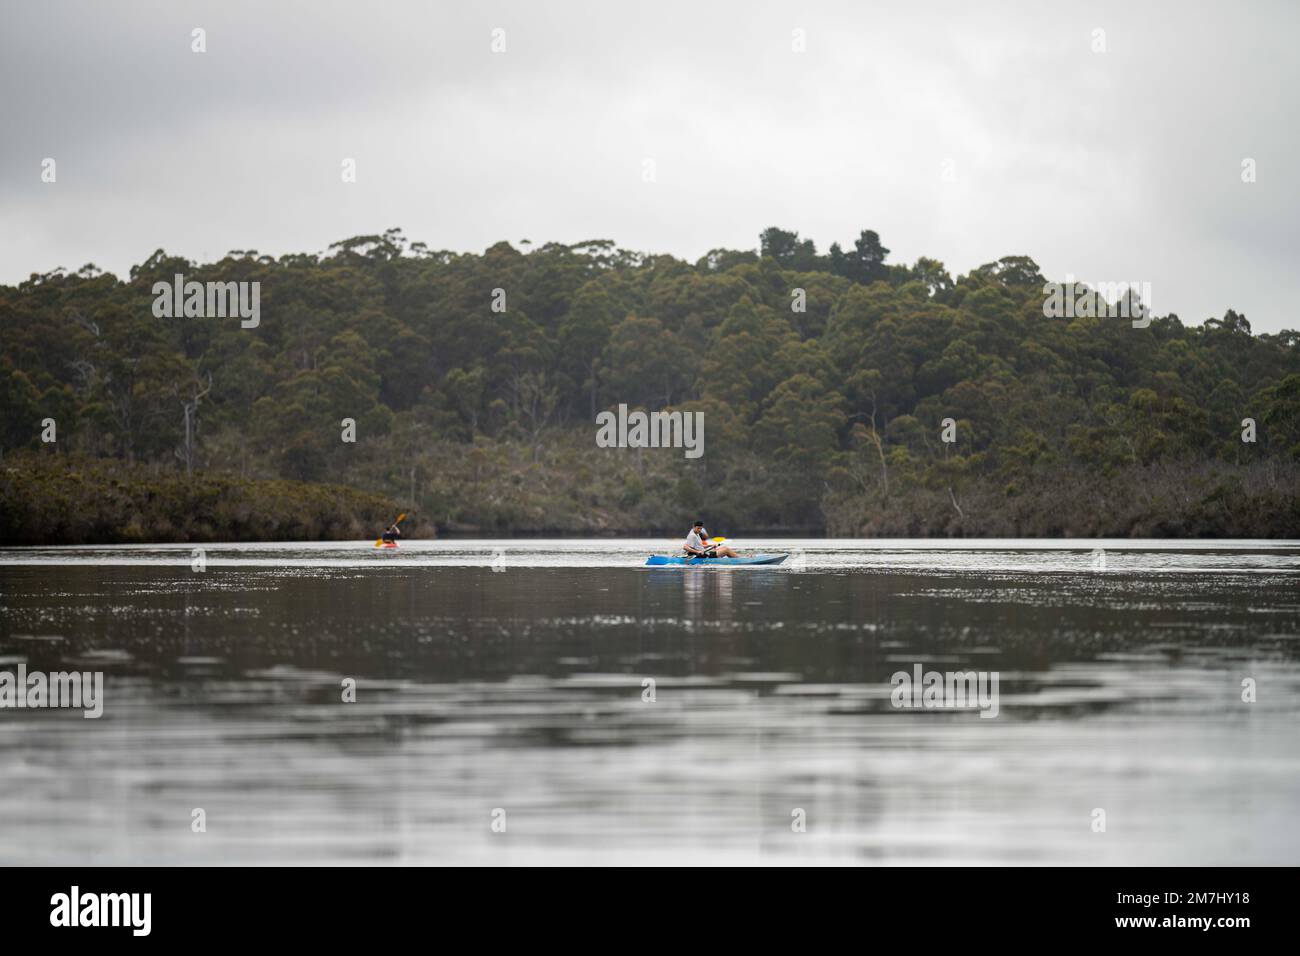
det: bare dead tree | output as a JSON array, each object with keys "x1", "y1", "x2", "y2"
[
  {"x1": 509, "y1": 371, "x2": 558, "y2": 457},
  {"x1": 948, "y1": 486, "x2": 965, "y2": 520},
  {"x1": 174, "y1": 373, "x2": 213, "y2": 477},
  {"x1": 68, "y1": 359, "x2": 98, "y2": 391},
  {"x1": 862, "y1": 388, "x2": 889, "y2": 496},
  {"x1": 70, "y1": 310, "x2": 100, "y2": 338},
  {"x1": 847, "y1": 388, "x2": 890, "y2": 497}
]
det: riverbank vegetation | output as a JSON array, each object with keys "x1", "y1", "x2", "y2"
[
  {"x1": 0, "y1": 453, "x2": 397, "y2": 545},
  {"x1": 3, "y1": 227, "x2": 1298, "y2": 542}
]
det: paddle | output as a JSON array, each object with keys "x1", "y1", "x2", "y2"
[
  {"x1": 375, "y1": 512, "x2": 407, "y2": 547},
  {"x1": 700, "y1": 534, "x2": 728, "y2": 556}
]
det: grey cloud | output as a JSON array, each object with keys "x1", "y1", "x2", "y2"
[{"x1": 1, "y1": 0, "x2": 1296, "y2": 331}]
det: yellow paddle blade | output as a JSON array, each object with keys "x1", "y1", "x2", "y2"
[{"x1": 711, "y1": 536, "x2": 727, "y2": 543}]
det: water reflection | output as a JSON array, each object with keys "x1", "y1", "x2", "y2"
[
  {"x1": 671, "y1": 566, "x2": 736, "y2": 621},
  {"x1": 0, "y1": 542, "x2": 1297, "y2": 864}
]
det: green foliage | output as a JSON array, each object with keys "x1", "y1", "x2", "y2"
[
  {"x1": 2, "y1": 227, "x2": 1298, "y2": 539},
  {"x1": 0, "y1": 452, "x2": 397, "y2": 545}
]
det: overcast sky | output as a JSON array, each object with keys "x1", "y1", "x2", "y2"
[{"x1": 2, "y1": 0, "x2": 1296, "y2": 331}]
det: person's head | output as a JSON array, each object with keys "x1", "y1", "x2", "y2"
[{"x1": 693, "y1": 521, "x2": 705, "y2": 530}]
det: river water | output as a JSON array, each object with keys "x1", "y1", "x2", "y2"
[{"x1": 1, "y1": 539, "x2": 1298, "y2": 865}]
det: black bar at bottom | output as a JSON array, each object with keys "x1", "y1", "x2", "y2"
[{"x1": 0, "y1": 866, "x2": 1286, "y2": 941}]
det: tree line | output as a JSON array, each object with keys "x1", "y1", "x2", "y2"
[{"x1": 2, "y1": 226, "x2": 1298, "y2": 542}]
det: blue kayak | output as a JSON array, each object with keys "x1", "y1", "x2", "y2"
[{"x1": 645, "y1": 553, "x2": 789, "y2": 567}]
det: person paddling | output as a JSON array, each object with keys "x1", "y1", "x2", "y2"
[
  {"x1": 380, "y1": 517, "x2": 403, "y2": 544},
  {"x1": 683, "y1": 521, "x2": 738, "y2": 559}
]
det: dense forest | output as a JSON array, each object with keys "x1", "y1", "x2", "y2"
[{"x1": 3, "y1": 226, "x2": 1299, "y2": 544}]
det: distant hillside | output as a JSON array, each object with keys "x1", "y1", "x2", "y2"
[{"x1": 3, "y1": 227, "x2": 1299, "y2": 540}]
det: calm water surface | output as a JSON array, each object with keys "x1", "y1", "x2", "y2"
[{"x1": 2, "y1": 539, "x2": 1298, "y2": 865}]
